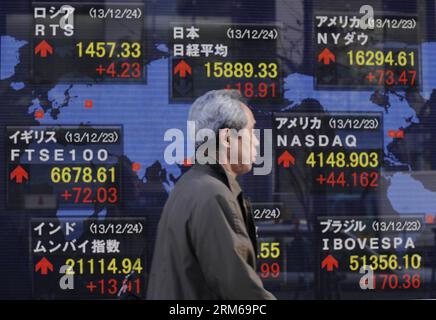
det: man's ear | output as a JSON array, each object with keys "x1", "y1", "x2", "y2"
[{"x1": 219, "y1": 128, "x2": 231, "y2": 148}]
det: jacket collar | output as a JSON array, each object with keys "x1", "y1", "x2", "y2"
[{"x1": 193, "y1": 162, "x2": 242, "y2": 198}]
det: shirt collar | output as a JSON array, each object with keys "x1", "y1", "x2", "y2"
[{"x1": 212, "y1": 163, "x2": 242, "y2": 197}]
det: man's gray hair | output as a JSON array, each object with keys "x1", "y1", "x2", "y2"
[{"x1": 188, "y1": 90, "x2": 247, "y2": 149}]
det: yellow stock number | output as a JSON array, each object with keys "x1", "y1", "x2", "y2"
[
  {"x1": 204, "y1": 61, "x2": 278, "y2": 79},
  {"x1": 76, "y1": 41, "x2": 141, "y2": 58},
  {"x1": 51, "y1": 166, "x2": 116, "y2": 183},
  {"x1": 349, "y1": 254, "x2": 421, "y2": 271},
  {"x1": 306, "y1": 152, "x2": 379, "y2": 168},
  {"x1": 259, "y1": 242, "x2": 280, "y2": 259},
  {"x1": 347, "y1": 50, "x2": 415, "y2": 67},
  {"x1": 65, "y1": 258, "x2": 143, "y2": 275}
]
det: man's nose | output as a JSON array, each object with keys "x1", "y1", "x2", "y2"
[{"x1": 253, "y1": 132, "x2": 260, "y2": 147}]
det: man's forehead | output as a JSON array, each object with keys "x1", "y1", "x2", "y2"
[{"x1": 240, "y1": 103, "x2": 256, "y2": 124}]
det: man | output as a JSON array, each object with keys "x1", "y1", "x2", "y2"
[{"x1": 147, "y1": 90, "x2": 275, "y2": 300}]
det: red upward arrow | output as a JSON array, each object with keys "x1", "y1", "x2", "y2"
[
  {"x1": 321, "y1": 255, "x2": 338, "y2": 272},
  {"x1": 277, "y1": 150, "x2": 295, "y2": 168},
  {"x1": 318, "y1": 48, "x2": 335, "y2": 65},
  {"x1": 35, "y1": 40, "x2": 53, "y2": 58},
  {"x1": 35, "y1": 257, "x2": 53, "y2": 275},
  {"x1": 10, "y1": 165, "x2": 29, "y2": 184},
  {"x1": 173, "y1": 60, "x2": 192, "y2": 78}
]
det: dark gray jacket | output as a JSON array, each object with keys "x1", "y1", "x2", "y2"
[{"x1": 146, "y1": 164, "x2": 276, "y2": 300}]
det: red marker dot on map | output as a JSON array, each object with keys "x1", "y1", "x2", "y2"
[
  {"x1": 35, "y1": 110, "x2": 44, "y2": 119},
  {"x1": 85, "y1": 100, "x2": 93, "y2": 109}
]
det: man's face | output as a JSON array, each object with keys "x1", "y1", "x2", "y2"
[{"x1": 229, "y1": 103, "x2": 259, "y2": 175}]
